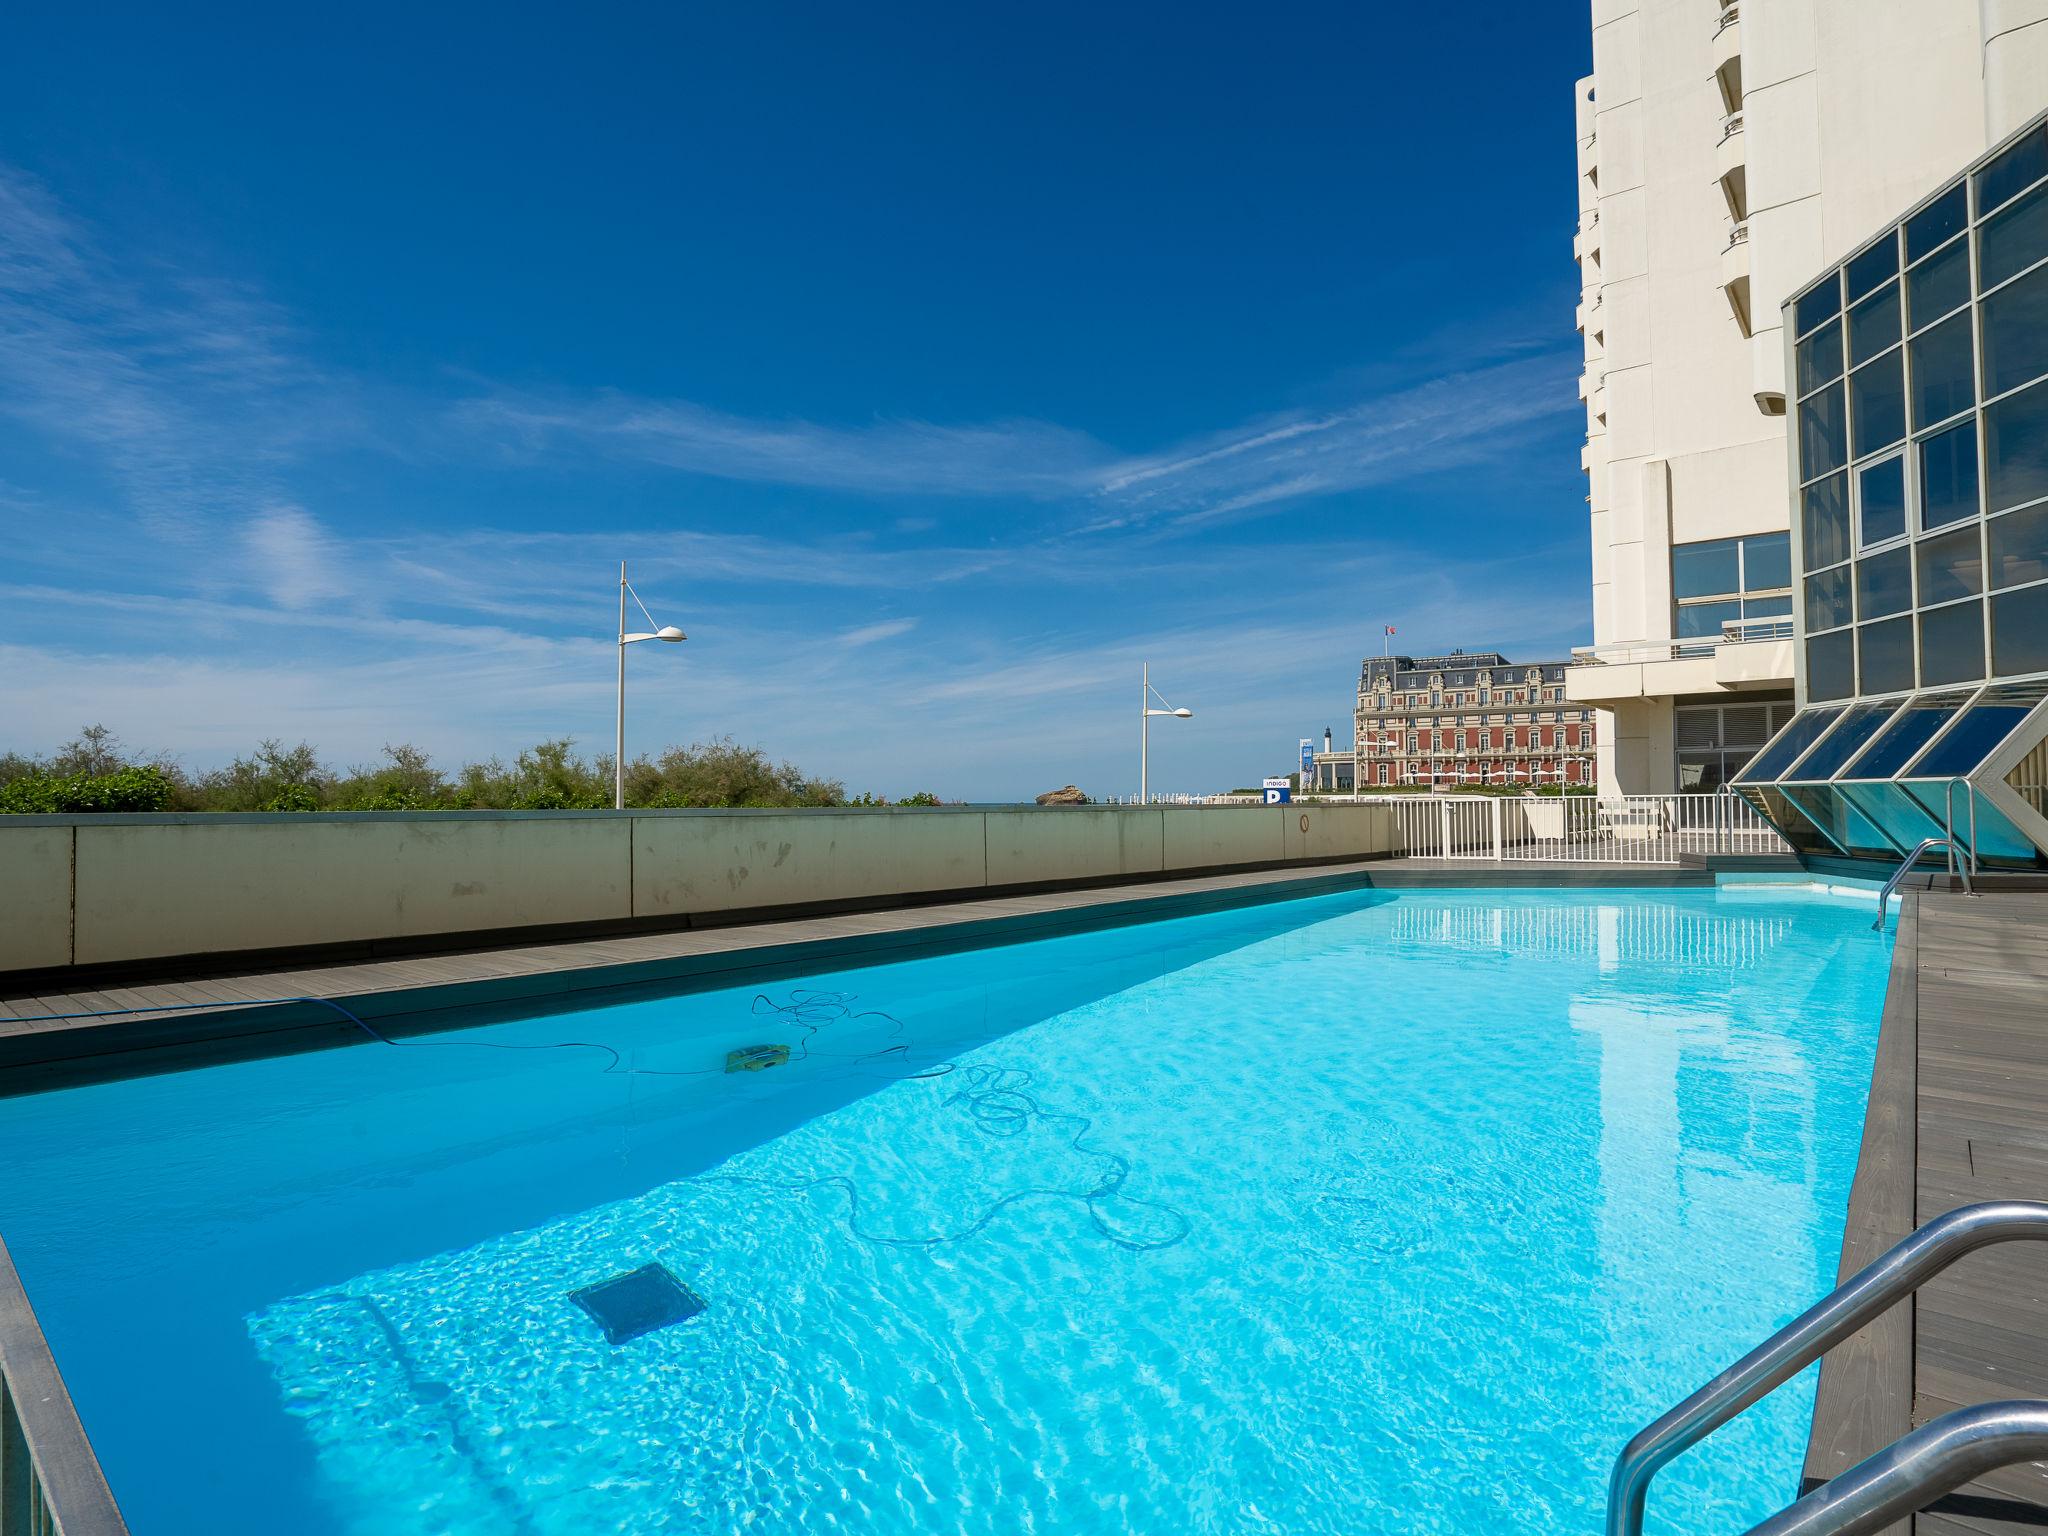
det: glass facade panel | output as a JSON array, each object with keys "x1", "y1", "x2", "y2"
[
  {"x1": 1807, "y1": 631, "x2": 1855, "y2": 701},
  {"x1": 1920, "y1": 419, "x2": 1981, "y2": 528},
  {"x1": 1907, "y1": 235, "x2": 1971, "y2": 329},
  {"x1": 1788, "y1": 701, "x2": 1899, "y2": 781},
  {"x1": 1982, "y1": 260, "x2": 2048, "y2": 398},
  {"x1": 1919, "y1": 599, "x2": 1987, "y2": 686},
  {"x1": 1806, "y1": 565, "x2": 1852, "y2": 630},
  {"x1": 1850, "y1": 352, "x2": 1906, "y2": 458},
  {"x1": 1910, "y1": 684, "x2": 2048, "y2": 778},
  {"x1": 1803, "y1": 471, "x2": 1852, "y2": 567},
  {"x1": 1980, "y1": 179, "x2": 2048, "y2": 290},
  {"x1": 1784, "y1": 783, "x2": 1902, "y2": 857},
  {"x1": 1990, "y1": 502, "x2": 2048, "y2": 588},
  {"x1": 1735, "y1": 706, "x2": 1845, "y2": 783},
  {"x1": 1677, "y1": 599, "x2": 1741, "y2": 639},
  {"x1": 1796, "y1": 317, "x2": 1844, "y2": 395},
  {"x1": 1902, "y1": 781, "x2": 2048, "y2": 868},
  {"x1": 1800, "y1": 383, "x2": 1847, "y2": 479},
  {"x1": 1917, "y1": 525, "x2": 1983, "y2": 603},
  {"x1": 1859, "y1": 614, "x2": 1916, "y2": 693},
  {"x1": 1910, "y1": 311, "x2": 1975, "y2": 428},
  {"x1": 1794, "y1": 276, "x2": 1840, "y2": 338},
  {"x1": 1844, "y1": 692, "x2": 1974, "y2": 778},
  {"x1": 1746, "y1": 531, "x2": 1791, "y2": 590},
  {"x1": 1846, "y1": 237, "x2": 1899, "y2": 303},
  {"x1": 1839, "y1": 780, "x2": 1947, "y2": 849},
  {"x1": 1906, "y1": 182, "x2": 1969, "y2": 262},
  {"x1": 1673, "y1": 538, "x2": 1740, "y2": 599},
  {"x1": 1979, "y1": 124, "x2": 2048, "y2": 215},
  {"x1": 1992, "y1": 582, "x2": 2048, "y2": 676},
  {"x1": 1858, "y1": 456, "x2": 1908, "y2": 547},
  {"x1": 1985, "y1": 378, "x2": 2048, "y2": 512},
  {"x1": 1743, "y1": 593, "x2": 1793, "y2": 619},
  {"x1": 1856, "y1": 545, "x2": 1913, "y2": 617},
  {"x1": 1847, "y1": 280, "x2": 1900, "y2": 366}
]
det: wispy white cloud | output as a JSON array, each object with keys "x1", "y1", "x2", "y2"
[
  {"x1": 243, "y1": 505, "x2": 353, "y2": 609},
  {"x1": 449, "y1": 348, "x2": 1577, "y2": 531},
  {"x1": 836, "y1": 617, "x2": 919, "y2": 647},
  {"x1": 0, "y1": 164, "x2": 335, "y2": 533}
]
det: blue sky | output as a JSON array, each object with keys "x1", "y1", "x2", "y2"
[{"x1": 0, "y1": 4, "x2": 1593, "y2": 799}]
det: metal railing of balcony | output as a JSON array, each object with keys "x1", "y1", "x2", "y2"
[
  {"x1": 1720, "y1": 111, "x2": 1746, "y2": 142},
  {"x1": 1714, "y1": 3, "x2": 1740, "y2": 37},
  {"x1": 1569, "y1": 619, "x2": 1789, "y2": 667},
  {"x1": 1725, "y1": 219, "x2": 1751, "y2": 252}
]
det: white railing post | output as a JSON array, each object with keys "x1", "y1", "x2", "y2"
[{"x1": 1490, "y1": 798, "x2": 1503, "y2": 862}]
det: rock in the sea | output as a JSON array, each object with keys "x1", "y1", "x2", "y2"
[{"x1": 1034, "y1": 784, "x2": 1090, "y2": 806}]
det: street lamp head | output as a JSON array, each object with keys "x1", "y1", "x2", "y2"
[
  {"x1": 655, "y1": 625, "x2": 686, "y2": 642},
  {"x1": 1171, "y1": 707, "x2": 1193, "y2": 718}
]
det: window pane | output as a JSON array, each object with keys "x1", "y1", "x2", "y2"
[
  {"x1": 1802, "y1": 470, "x2": 1852, "y2": 568},
  {"x1": 1985, "y1": 377, "x2": 2048, "y2": 512},
  {"x1": 1977, "y1": 123, "x2": 2048, "y2": 216},
  {"x1": 1990, "y1": 502, "x2": 2048, "y2": 588},
  {"x1": 1917, "y1": 525, "x2": 1983, "y2": 603},
  {"x1": 1859, "y1": 615, "x2": 1917, "y2": 694},
  {"x1": 1794, "y1": 702, "x2": 1901, "y2": 781},
  {"x1": 1906, "y1": 181, "x2": 1968, "y2": 262},
  {"x1": 1910, "y1": 311, "x2": 1974, "y2": 428},
  {"x1": 1859, "y1": 456, "x2": 1908, "y2": 547},
  {"x1": 1739, "y1": 706, "x2": 1845, "y2": 781},
  {"x1": 1920, "y1": 419, "x2": 1981, "y2": 528},
  {"x1": 1800, "y1": 383, "x2": 1847, "y2": 480},
  {"x1": 1806, "y1": 565, "x2": 1852, "y2": 630},
  {"x1": 1796, "y1": 317, "x2": 1844, "y2": 395},
  {"x1": 1848, "y1": 693, "x2": 1972, "y2": 778},
  {"x1": 1743, "y1": 530, "x2": 1791, "y2": 590},
  {"x1": 1673, "y1": 537, "x2": 1741, "y2": 599},
  {"x1": 1794, "y1": 276, "x2": 1841, "y2": 338},
  {"x1": 1919, "y1": 600, "x2": 1987, "y2": 686},
  {"x1": 1850, "y1": 352, "x2": 1906, "y2": 458},
  {"x1": 1914, "y1": 687, "x2": 2047, "y2": 777},
  {"x1": 1857, "y1": 545, "x2": 1913, "y2": 618},
  {"x1": 1907, "y1": 237, "x2": 1971, "y2": 331},
  {"x1": 1808, "y1": 633, "x2": 1856, "y2": 702},
  {"x1": 1993, "y1": 582, "x2": 2048, "y2": 676},
  {"x1": 1846, "y1": 238, "x2": 1899, "y2": 303},
  {"x1": 1677, "y1": 599, "x2": 1742, "y2": 638},
  {"x1": 1847, "y1": 280, "x2": 1900, "y2": 366},
  {"x1": 1982, "y1": 260, "x2": 2048, "y2": 398},
  {"x1": 1742, "y1": 593, "x2": 1793, "y2": 618},
  {"x1": 1980, "y1": 180, "x2": 2048, "y2": 290}
]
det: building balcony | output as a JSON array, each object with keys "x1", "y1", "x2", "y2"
[
  {"x1": 1578, "y1": 132, "x2": 1598, "y2": 181},
  {"x1": 1565, "y1": 617, "x2": 1793, "y2": 705},
  {"x1": 1715, "y1": 111, "x2": 1747, "y2": 220},
  {"x1": 1720, "y1": 220, "x2": 1752, "y2": 336},
  {"x1": 1712, "y1": 6, "x2": 1742, "y2": 110},
  {"x1": 1573, "y1": 210, "x2": 1601, "y2": 264}
]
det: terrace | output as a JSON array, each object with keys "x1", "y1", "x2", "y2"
[{"x1": 1, "y1": 801, "x2": 2045, "y2": 1535}]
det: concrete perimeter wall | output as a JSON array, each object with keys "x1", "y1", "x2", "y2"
[{"x1": 0, "y1": 804, "x2": 1394, "y2": 975}]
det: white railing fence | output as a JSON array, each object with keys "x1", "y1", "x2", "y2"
[{"x1": 1387, "y1": 794, "x2": 1789, "y2": 864}]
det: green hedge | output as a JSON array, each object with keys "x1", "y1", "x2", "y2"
[{"x1": 0, "y1": 765, "x2": 176, "y2": 814}]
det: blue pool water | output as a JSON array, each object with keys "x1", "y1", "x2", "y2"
[{"x1": 0, "y1": 886, "x2": 1893, "y2": 1535}]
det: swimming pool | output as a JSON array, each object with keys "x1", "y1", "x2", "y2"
[{"x1": 0, "y1": 884, "x2": 1893, "y2": 1535}]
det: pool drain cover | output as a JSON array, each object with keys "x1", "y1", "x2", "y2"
[{"x1": 569, "y1": 1263, "x2": 705, "y2": 1345}]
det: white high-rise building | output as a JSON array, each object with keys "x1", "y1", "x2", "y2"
[{"x1": 1568, "y1": 0, "x2": 2048, "y2": 795}]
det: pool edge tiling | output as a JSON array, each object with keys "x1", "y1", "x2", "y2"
[{"x1": 1, "y1": 883, "x2": 1894, "y2": 1536}]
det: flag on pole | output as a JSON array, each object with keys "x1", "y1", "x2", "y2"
[{"x1": 1384, "y1": 625, "x2": 1396, "y2": 635}]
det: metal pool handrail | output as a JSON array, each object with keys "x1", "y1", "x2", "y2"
[
  {"x1": 1872, "y1": 837, "x2": 1960, "y2": 931},
  {"x1": 1606, "y1": 1200, "x2": 2048, "y2": 1536},
  {"x1": 0, "y1": 1235, "x2": 130, "y2": 1536},
  {"x1": 1738, "y1": 1399, "x2": 2048, "y2": 1536}
]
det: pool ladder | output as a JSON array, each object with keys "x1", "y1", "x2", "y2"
[
  {"x1": 1607, "y1": 1201, "x2": 2048, "y2": 1536},
  {"x1": 1870, "y1": 779, "x2": 1980, "y2": 932}
]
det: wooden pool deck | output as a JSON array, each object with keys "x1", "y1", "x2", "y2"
[{"x1": 1807, "y1": 888, "x2": 2048, "y2": 1535}]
